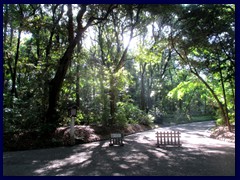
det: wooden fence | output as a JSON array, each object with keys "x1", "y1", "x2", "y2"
[{"x1": 156, "y1": 131, "x2": 181, "y2": 147}]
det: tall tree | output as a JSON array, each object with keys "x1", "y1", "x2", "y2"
[
  {"x1": 92, "y1": 5, "x2": 142, "y2": 125},
  {"x1": 171, "y1": 4, "x2": 235, "y2": 131},
  {"x1": 46, "y1": 5, "x2": 116, "y2": 130}
]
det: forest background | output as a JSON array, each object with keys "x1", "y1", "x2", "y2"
[{"x1": 3, "y1": 4, "x2": 235, "y2": 149}]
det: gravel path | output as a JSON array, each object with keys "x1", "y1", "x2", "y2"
[{"x1": 3, "y1": 121, "x2": 235, "y2": 176}]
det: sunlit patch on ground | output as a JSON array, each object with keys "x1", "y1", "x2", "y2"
[{"x1": 4, "y1": 121, "x2": 235, "y2": 176}]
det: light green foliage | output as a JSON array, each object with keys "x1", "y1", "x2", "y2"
[
  {"x1": 135, "y1": 45, "x2": 160, "y2": 64},
  {"x1": 115, "y1": 101, "x2": 154, "y2": 127},
  {"x1": 115, "y1": 69, "x2": 134, "y2": 92},
  {"x1": 167, "y1": 79, "x2": 209, "y2": 100},
  {"x1": 173, "y1": 4, "x2": 235, "y2": 128},
  {"x1": 3, "y1": 4, "x2": 234, "y2": 135},
  {"x1": 216, "y1": 118, "x2": 225, "y2": 126}
]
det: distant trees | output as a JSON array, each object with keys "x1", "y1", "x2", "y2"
[
  {"x1": 3, "y1": 4, "x2": 235, "y2": 133},
  {"x1": 90, "y1": 5, "x2": 143, "y2": 125}
]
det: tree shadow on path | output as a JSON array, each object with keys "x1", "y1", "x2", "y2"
[{"x1": 3, "y1": 122, "x2": 235, "y2": 176}]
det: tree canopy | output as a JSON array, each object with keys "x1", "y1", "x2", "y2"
[{"x1": 3, "y1": 4, "x2": 235, "y2": 135}]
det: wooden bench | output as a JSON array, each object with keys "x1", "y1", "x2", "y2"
[
  {"x1": 156, "y1": 131, "x2": 181, "y2": 147},
  {"x1": 109, "y1": 133, "x2": 124, "y2": 146}
]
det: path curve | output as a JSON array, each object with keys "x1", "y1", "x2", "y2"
[{"x1": 3, "y1": 121, "x2": 235, "y2": 176}]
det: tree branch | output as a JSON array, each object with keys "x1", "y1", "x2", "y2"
[
  {"x1": 77, "y1": 4, "x2": 87, "y2": 31},
  {"x1": 114, "y1": 5, "x2": 142, "y2": 73}
]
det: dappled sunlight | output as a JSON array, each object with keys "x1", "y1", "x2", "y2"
[
  {"x1": 73, "y1": 141, "x2": 101, "y2": 152},
  {"x1": 4, "y1": 121, "x2": 235, "y2": 176},
  {"x1": 34, "y1": 150, "x2": 93, "y2": 175},
  {"x1": 122, "y1": 152, "x2": 149, "y2": 164},
  {"x1": 202, "y1": 149, "x2": 229, "y2": 154},
  {"x1": 31, "y1": 160, "x2": 40, "y2": 165},
  {"x1": 105, "y1": 149, "x2": 118, "y2": 156},
  {"x1": 58, "y1": 170, "x2": 75, "y2": 176},
  {"x1": 119, "y1": 164, "x2": 129, "y2": 169},
  {"x1": 112, "y1": 172, "x2": 125, "y2": 176},
  {"x1": 124, "y1": 130, "x2": 158, "y2": 145},
  {"x1": 147, "y1": 149, "x2": 170, "y2": 159},
  {"x1": 3, "y1": 3, "x2": 235, "y2": 176}
]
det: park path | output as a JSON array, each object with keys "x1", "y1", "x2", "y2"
[{"x1": 3, "y1": 121, "x2": 235, "y2": 176}]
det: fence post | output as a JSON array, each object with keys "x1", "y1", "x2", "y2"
[
  {"x1": 174, "y1": 131, "x2": 177, "y2": 145},
  {"x1": 177, "y1": 131, "x2": 180, "y2": 146}
]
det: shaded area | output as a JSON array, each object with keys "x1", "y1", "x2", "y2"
[
  {"x1": 3, "y1": 124, "x2": 152, "y2": 151},
  {"x1": 3, "y1": 121, "x2": 235, "y2": 176}
]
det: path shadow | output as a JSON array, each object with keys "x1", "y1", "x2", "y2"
[{"x1": 3, "y1": 121, "x2": 235, "y2": 176}]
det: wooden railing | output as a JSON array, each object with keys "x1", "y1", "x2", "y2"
[{"x1": 156, "y1": 131, "x2": 181, "y2": 147}]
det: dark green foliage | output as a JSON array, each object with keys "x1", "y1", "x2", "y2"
[{"x1": 3, "y1": 4, "x2": 235, "y2": 139}]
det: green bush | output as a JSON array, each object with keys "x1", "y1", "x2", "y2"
[
  {"x1": 139, "y1": 114, "x2": 155, "y2": 126},
  {"x1": 115, "y1": 102, "x2": 154, "y2": 127},
  {"x1": 229, "y1": 112, "x2": 235, "y2": 125},
  {"x1": 216, "y1": 118, "x2": 225, "y2": 126}
]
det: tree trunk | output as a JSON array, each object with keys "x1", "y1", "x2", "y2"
[
  {"x1": 100, "y1": 67, "x2": 109, "y2": 125},
  {"x1": 3, "y1": 4, "x2": 9, "y2": 89},
  {"x1": 42, "y1": 5, "x2": 64, "y2": 117},
  {"x1": 46, "y1": 4, "x2": 80, "y2": 125},
  {"x1": 45, "y1": 5, "x2": 64, "y2": 64},
  {"x1": 147, "y1": 64, "x2": 153, "y2": 110},
  {"x1": 191, "y1": 68, "x2": 231, "y2": 131},
  {"x1": 45, "y1": 4, "x2": 115, "y2": 129},
  {"x1": 179, "y1": 99, "x2": 182, "y2": 112},
  {"x1": 75, "y1": 38, "x2": 82, "y2": 108},
  {"x1": 46, "y1": 36, "x2": 79, "y2": 124},
  {"x1": 217, "y1": 58, "x2": 232, "y2": 132},
  {"x1": 109, "y1": 73, "x2": 117, "y2": 125},
  {"x1": 3, "y1": 4, "x2": 8, "y2": 43},
  {"x1": 10, "y1": 22, "x2": 13, "y2": 47},
  {"x1": 36, "y1": 29, "x2": 41, "y2": 63},
  {"x1": 11, "y1": 29, "x2": 21, "y2": 98},
  {"x1": 172, "y1": 38, "x2": 232, "y2": 131},
  {"x1": 76, "y1": 64, "x2": 80, "y2": 108},
  {"x1": 140, "y1": 63, "x2": 147, "y2": 111}
]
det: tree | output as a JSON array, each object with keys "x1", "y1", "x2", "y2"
[
  {"x1": 90, "y1": 5, "x2": 142, "y2": 125},
  {"x1": 3, "y1": 4, "x2": 234, "y2": 135},
  {"x1": 170, "y1": 4, "x2": 235, "y2": 131},
  {"x1": 45, "y1": 4, "x2": 117, "y2": 131}
]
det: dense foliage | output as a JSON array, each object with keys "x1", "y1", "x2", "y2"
[{"x1": 3, "y1": 4, "x2": 235, "y2": 134}]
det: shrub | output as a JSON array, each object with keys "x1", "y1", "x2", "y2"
[
  {"x1": 139, "y1": 114, "x2": 155, "y2": 126},
  {"x1": 115, "y1": 102, "x2": 154, "y2": 127},
  {"x1": 216, "y1": 118, "x2": 225, "y2": 126}
]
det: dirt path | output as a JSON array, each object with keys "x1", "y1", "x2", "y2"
[{"x1": 3, "y1": 121, "x2": 235, "y2": 176}]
